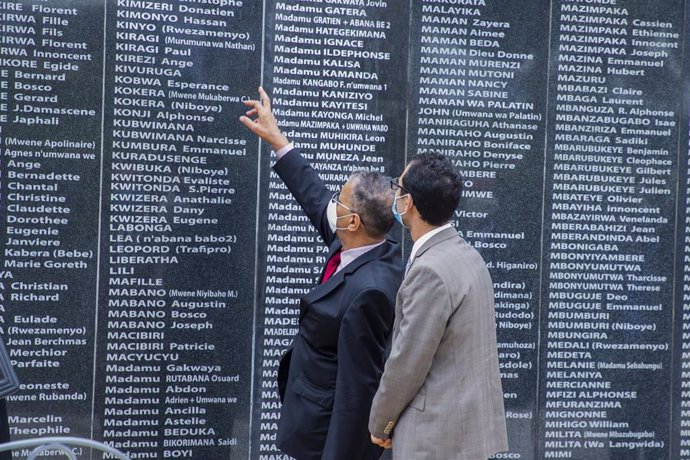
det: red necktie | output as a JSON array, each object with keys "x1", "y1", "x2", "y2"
[{"x1": 321, "y1": 250, "x2": 341, "y2": 283}]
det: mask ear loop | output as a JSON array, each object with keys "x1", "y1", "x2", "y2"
[
  {"x1": 396, "y1": 193, "x2": 410, "y2": 215},
  {"x1": 328, "y1": 199, "x2": 358, "y2": 232},
  {"x1": 337, "y1": 213, "x2": 357, "y2": 231}
]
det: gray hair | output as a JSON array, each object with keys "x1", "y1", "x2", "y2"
[{"x1": 348, "y1": 170, "x2": 395, "y2": 238}]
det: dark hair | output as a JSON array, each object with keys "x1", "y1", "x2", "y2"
[
  {"x1": 404, "y1": 152, "x2": 463, "y2": 226},
  {"x1": 349, "y1": 171, "x2": 395, "y2": 238}
]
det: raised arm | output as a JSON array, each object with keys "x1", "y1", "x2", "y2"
[{"x1": 240, "y1": 87, "x2": 336, "y2": 245}]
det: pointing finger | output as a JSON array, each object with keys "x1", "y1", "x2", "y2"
[{"x1": 259, "y1": 86, "x2": 272, "y2": 111}]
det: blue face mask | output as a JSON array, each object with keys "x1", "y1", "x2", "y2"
[{"x1": 391, "y1": 194, "x2": 409, "y2": 225}]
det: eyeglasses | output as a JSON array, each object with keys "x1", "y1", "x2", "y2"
[
  {"x1": 331, "y1": 192, "x2": 365, "y2": 226},
  {"x1": 390, "y1": 177, "x2": 410, "y2": 195}
]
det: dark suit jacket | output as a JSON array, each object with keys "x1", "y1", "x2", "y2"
[{"x1": 273, "y1": 149, "x2": 403, "y2": 460}]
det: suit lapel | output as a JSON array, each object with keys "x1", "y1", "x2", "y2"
[
  {"x1": 407, "y1": 227, "x2": 458, "y2": 271},
  {"x1": 300, "y1": 241, "x2": 390, "y2": 321}
]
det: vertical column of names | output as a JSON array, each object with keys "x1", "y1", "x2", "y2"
[
  {"x1": 540, "y1": 1, "x2": 682, "y2": 458},
  {"x1": 0, "y1": 0, "x2": 101, "y2": 440},
  {"x1": 675, "y1": 88, "x2": 690, "y2": 459},
  {"x1": 100, "y1": 4, "x2": 174, "y2": 454},
  {"x1": 409, "y1": 1, "x2": 549, "y2": 456},
  {"x1": 252, "y1": 1, "x2": 409, "y2": 456},
  {"x1": 97, "y1": 0, "x2": 259, "y2": 457},
  {"x1": 673, "y1": 3, "x2": 690, "y2": 455}
]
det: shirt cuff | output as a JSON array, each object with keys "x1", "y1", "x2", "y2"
[{"x1": 275, "y1": 143, "x2": 294, "y2": 160}]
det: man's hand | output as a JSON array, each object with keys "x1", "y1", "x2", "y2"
[
  {"x1": 371, "y1": 434, "x2": 392, "y2": 449},
  {"x1": 239, "y1": 87, "x2": 290, "y2": 151}
]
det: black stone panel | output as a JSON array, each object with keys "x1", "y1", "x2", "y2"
[
  {"x1": 92, "y1": 0, "x2": 262, "y2": 457},
  {"x1": 0, "y1": 1, "x2": 690, "y2": 459},
  {"x1": 1, "y1": 0, "x2": 105, "y2": 445},
  {"x1": 539, "y1": 1, "x2": 684, "y2": 459},
  {"x1": 408, "y1": 1, "x2": 550, "y2": 457},
  {"x1": 250, "y1": 1, "x2": 410, "y2": 456}
]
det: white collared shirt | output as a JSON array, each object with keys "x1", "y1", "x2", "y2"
[
  {"x1": 335, "y1": 240, "x2": 385, "y2": 274},
  {"x1": 406, "y1": 222, "x2": 453, "y2": 273}
]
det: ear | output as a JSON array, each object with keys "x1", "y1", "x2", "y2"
[
  {"x1": 403, "y1": 194, "x2": 414, "y2": 213},
  {"x1": 347, "y1": 213, "x2": 362, "y2": 232}
]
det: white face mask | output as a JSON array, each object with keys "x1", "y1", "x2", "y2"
[{"x1": 326, "y1": 200, "x2": 355, "y2": 233}]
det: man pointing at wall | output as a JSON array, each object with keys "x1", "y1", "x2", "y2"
[
  {"x1": 369, "y1": 153, "x2": 509, "y2": 459},
  {"x1": 240, "y1": 87, "x2": 403, "y2": 460}
]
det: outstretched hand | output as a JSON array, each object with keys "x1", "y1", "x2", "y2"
[{"x1": 239, "y1": 87, "x2": 290, "y2": 151}]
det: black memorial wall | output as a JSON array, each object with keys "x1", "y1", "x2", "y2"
[{"x1": 0, "y1": 0, "x2": 689, "y2": 459}]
